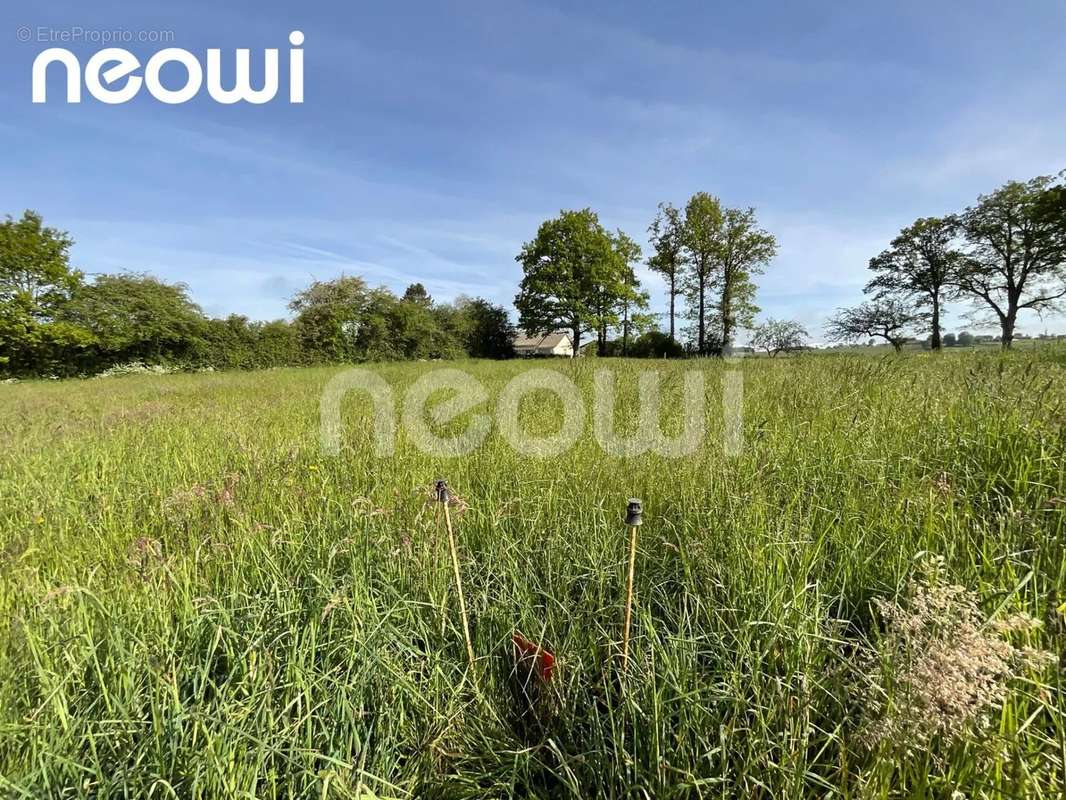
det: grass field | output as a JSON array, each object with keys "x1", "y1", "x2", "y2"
[{"x1": 1, "y1": 350, "x2": 1064, "y2": 798}]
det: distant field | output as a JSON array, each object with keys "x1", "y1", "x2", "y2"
[
  {"x1": 774, "y1": 338, "x2": 1066, "y2": 356},
  {"x1": 1, "y1": 351, "x2": 1063, "y2": 797}
]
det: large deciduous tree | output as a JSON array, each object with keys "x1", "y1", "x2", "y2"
[
  {"x1": 825, "y1": 299, "x2": 918, "y2": 352},
  {"x1": 453, "y1": 296, "x2": 515, "y2": 359},
  {"x1": 611, "y1": 230, "x2": 649, "y2": 357},
  {"x1": 680, "y1": 195, "x2": 776, "y2": 355},
  {"x1": 647, "y1": 202, "x2": 686, "y2": 345},
  {"x1": 715, "y1": 206, "x2": 777, "y2": 352},
  {"x1": 514, "y1": 208, "x2": 630, "y2": 356},
  {"x1": 290, "y1": 276, "x2": 468, "y2": 363},
  {"x1": 289, "y1": 275, "x2": 376, "y2": 362},
  {"x1": 62, "y1": 273, "x2": 207, "y2": 366},
  {"x1": 392, "y1": 287, "x2": 466, "y2": 360},
  {"x1": 956, "y1": 172, "x2": 1066, "y2": 348},
  {"x1": 866, "y1": 216, "x2": 963, "y2": 351},
  {"x1": 0, "y1": 210, "x2": 92, "y2": 375},
  {"x1": 680, "y1": 193, "x2": 723, "y2": 355}
]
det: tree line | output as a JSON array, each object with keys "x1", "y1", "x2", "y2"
[
  {"x1": 4, "y1": 170, "x2": 1062, "y2": 376},
  {"x1": 826, "y1": 171, "x2": 1066, "y2": 351},
  {"x1": 514, "y1": 193, "x2": 778, "y2": 356},
  {"x1": 0, "y1": 212, "x2": 515, "y2": 377}
]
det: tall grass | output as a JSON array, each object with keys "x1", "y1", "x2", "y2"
[{"x1": 1, "y1": 349, "x2": 1063, "y2": 798}]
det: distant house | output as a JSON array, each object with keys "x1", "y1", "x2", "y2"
[{"x1": 513, "y1": 330, "x2": 575, "y2": 357}]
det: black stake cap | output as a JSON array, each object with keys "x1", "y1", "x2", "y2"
[
  {"x1": 625, "y1": 498, "x2": 643, "y2": 527},
  {"x1": 433, "y1": 479, "x2": 450, "y2": 503}
]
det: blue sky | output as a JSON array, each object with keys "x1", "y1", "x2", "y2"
[{"x1": 2, "y1": 0, "x2": 1065, "y2": 341}]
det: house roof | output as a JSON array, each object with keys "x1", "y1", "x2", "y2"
[{"x1": 514, "y1": 331, "x2": 571, "y2": 350}]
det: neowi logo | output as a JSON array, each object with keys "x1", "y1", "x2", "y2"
[{"x1": 32, "y1": 31, "x2": 304, "y2": 104}]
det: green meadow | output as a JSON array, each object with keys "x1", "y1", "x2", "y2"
[{"x1": 1, "y1": 350, "x2": 1063, "y2": 798}]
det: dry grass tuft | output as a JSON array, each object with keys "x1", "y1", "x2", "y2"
[{"x1": 857, "y1": 557, "x2": 1054, "y2": 755}]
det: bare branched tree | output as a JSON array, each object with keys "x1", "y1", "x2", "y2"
[
  {"x1": 750, "y1": 318, "x2": 808, "y2": 357},
  {"x1": 824, "y1": 299, "x2": 919, "y2": 352}
]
